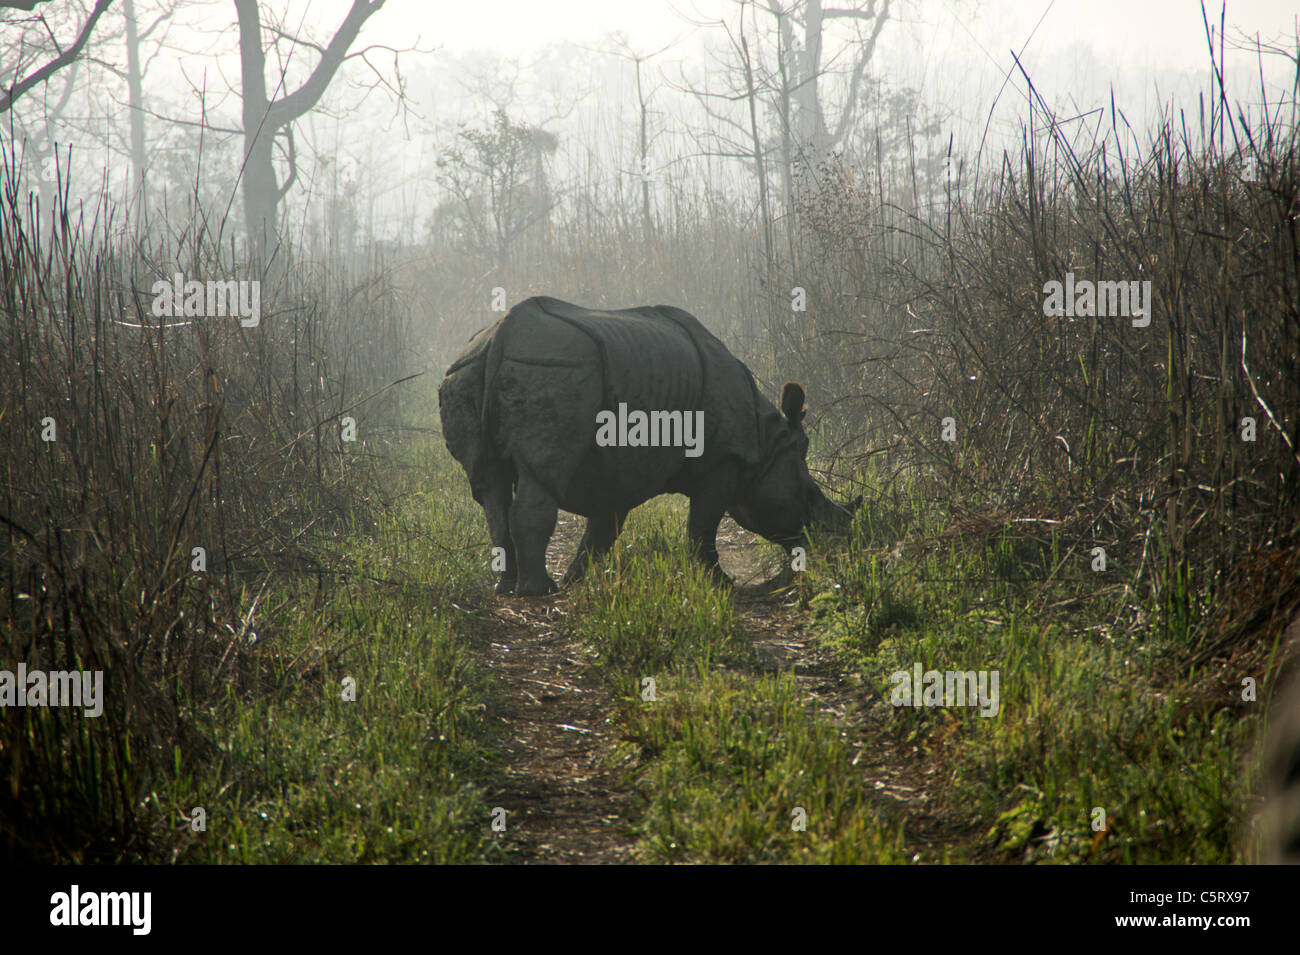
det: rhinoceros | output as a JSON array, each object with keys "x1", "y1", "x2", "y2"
[{"x1": 439, "y1": 296, "x2": 857, "y2": 595}]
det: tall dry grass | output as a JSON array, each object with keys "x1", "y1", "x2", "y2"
[{"x1": 0, "y1": 139, "x2": 420, "y2": 861}]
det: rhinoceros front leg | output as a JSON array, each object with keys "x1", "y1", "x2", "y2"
[
  {"x1": 509, "y1": 470, "x2": 559, "y2": 596},
  {"x1": 688, "y1": 466, "x2": 737, "y2": 587},
  {"x1": 562, "y1": 510, "x2": 627, "y2": 586}
]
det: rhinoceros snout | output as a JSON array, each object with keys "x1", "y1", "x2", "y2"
[{"x1": 813, "y1": 493, "x2": 856, "y2": 530}]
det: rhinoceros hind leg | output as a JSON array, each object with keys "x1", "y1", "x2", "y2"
[
  {"x1": 477, "y1": 477, "x2": 517, "y2": 595},
  {"x1": 563, "y1": 509, "x2": 627, "y2": 586},
  {"x1": 509, "y1": 470, "x2": 559, "y2": 596}
]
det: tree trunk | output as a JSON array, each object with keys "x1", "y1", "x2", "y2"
[
  {"x1": 123, "y1": 0, "x2": 147, "y2": 210},
  {"x1": 636, "y1": 57, "x2": 653, "y2": 243},
  {"x1": 232, "y1": 0, "x2": 385, "y2": 258},
  {"x1": 235, "y1": 0, "x2": 274, "y2": 259},
  {"x1": 796, "y1": 0, "x2": 829, "y2": 156}
]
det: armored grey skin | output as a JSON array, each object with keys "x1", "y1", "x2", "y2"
[{"x1": 439, "y1": 296, "x2": 858, "y2": 596}]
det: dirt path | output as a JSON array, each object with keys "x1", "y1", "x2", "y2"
[
  {"x1": 474, "y1": 513, "x2": 635, "y2": 863},
  {"x1": 722, "y1": 517, "x2": 955, "y2": 856},
  {"x1": 473, "y1": 513, "x2": 963, "y2": 864},
  {"x1": 734, "y1": 595, "x2": 970, "y2": 860}
]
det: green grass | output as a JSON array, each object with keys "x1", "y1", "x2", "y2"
[
  {"x1": 62, "y1": 425, "x2": 1267, "y2": 865},
  {"x1": 155, "y1": 434, "x2": 501, "y2": 863},
  {"x1": 570, "y1": 506, "x2": 752, "y2": 681},
  {"x1": 566, "y1": 502, "x2": 908, "y2": 862},
  {"x1": 620, "y1": 668, "x2": 907, "y2": 863},
  {"x1": 802, "y1": 472, "x2": 1267, "y2": 864}
]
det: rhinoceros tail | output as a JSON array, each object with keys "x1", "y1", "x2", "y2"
[{"x1": 480, "y1": 318, "x2": 507, "y2": 444}]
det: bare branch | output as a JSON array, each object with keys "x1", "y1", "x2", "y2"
[
  {"x1": 264, "y1": 0, "x2": 386, "y2": 130},
  {"x1": 829, "y1": 0, "x2": 890, "y2": 145},
  {"x1": 0, "y1": 0, "x2": 113, "y2": 114},
  {"x1": 264, "y1": 22, "x2": 325, "y2": 58},
  {"x1": 274, "y1": 123, "x2": 297, "y2": 201}
]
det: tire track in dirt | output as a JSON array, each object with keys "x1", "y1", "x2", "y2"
[
  {"x1": 732, "y1": 595, "x2": 970, "y2": 860},
  {"x1": 473, "y1": 513, "x2": 966, "y2": 863},
  {"x1": 722, "y1": 520, "x2": 972, "y2": 860},
  {"x1": 474, "y1": 513, "x2": 636, "y2": 863}
]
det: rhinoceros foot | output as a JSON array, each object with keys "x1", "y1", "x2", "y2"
[
  {"x1": 706, "y1": 565, "x2": 735, "y2": 591},
  {"x1": 513, "y1": 577, "x2": 559, "y2": 597}
]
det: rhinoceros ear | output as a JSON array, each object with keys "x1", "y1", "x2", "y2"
[{"x1": 780, "y1": 382, "x2": 807, "y2": 428}]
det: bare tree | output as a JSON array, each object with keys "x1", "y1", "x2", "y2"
[
  {"x1": 434, "y1": 108, "x2": 557, "y2": 266},
  {"x1": 605, "y1": 37, "x2": 677, "y2": 243},
  {"x1": 0, "y1": 0, "x2": 125, "y2": 221},
  {"x1": 232, "y1": 0, "x2": 387, "y2": 255},
  {"x1": 767, "y1": 0, "x2": 891, "y2": 159},
  {"x1": 4, "y1": 0, "x2": 181, "y2": 210},
  {"x1": 676, "y1": 0, "x2": 896, "y2": 272},
  {"x1": 78, "y1": 0, "x2": 180, "y2": 210},
  {"x1": 0, "y1": 0, "x2": 113, "y2": 113},
  {"x1": 121, "y1": 0, "x2": 148, "y2": 201},
  {"x1": 676, "y1": 4, "x2": 780, "y2": 275}
]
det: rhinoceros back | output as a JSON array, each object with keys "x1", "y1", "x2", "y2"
[{"x1": 443, "y1": 297, "x2": 766, "y2": 504}]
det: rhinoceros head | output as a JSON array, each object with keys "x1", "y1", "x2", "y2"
[{"x1": 728, "y1": 382, "x2": 859, "y2": 550}]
